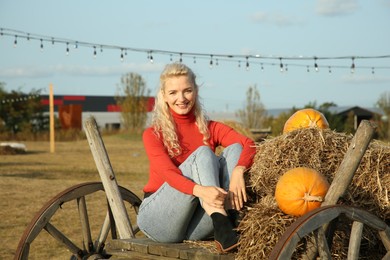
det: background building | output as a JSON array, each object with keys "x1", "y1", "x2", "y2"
[{"x1": 41, "y1": 95, "x2": 155, "y2": 130}]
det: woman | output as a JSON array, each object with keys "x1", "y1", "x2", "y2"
[{"x1": 137, "y1": 62, "x2": 256, "y2": 253}]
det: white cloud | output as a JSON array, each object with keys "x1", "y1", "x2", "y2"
[
  {"x1": 316, "y1": 0, "x2": 359, "y2": 16},
  {"x1": 341, "y1": 73, "x2": 390, "y2": 84},
  {"x1": 250, "y1": 11, "x2": 304, "y2": 27},
  {"x1": 0, "y1": 62, "x2": 163, "y2": 78},
  {"x1": 0, "y1": 67, "x2": 52, "y2": 78}
]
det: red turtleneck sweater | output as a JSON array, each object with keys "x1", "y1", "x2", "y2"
[{"x1": 142, "y1": 110, "x2": 256, "y2": 195}]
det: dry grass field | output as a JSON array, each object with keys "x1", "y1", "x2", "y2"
[{"x1": 0, "y1": 133, "x2": 149, "y2": 259}]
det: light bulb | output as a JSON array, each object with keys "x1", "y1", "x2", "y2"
[{"x1": 350, "y1": 58, "x2": 355, "y2": 73}]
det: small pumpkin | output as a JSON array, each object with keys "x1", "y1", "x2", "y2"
[
  {"x1": 283, "y1": 108, "x2": 329, "y2": 134},
  {"x1": 275, "y1": 167, "x2": 330, "y2": 217}
]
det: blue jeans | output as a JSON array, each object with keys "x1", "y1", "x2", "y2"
[{"x1": 137, "y1": 143, "x2": 242, "y2": 243}]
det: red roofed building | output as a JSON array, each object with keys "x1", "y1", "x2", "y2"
[{"x1": 40, "y1": 95, "x2": 155, "y2": 130}]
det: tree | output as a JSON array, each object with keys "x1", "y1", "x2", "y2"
[
  {"x1": 269, "y1": 111, "x2": 291, "y2": 135},
  {"x1": 343, "y1": 111, "x2": 356, "y2": 134},
  {"x1": 116, "y1": 72, "x2": 150, "y2": 132},
  {"x1": 377, "y1": 91, "x2": 390, "y2": 140},
  {"x1": 236, "y1": 85, "x2": 267, "y2": 129},
  {"x1": 318, "y1": 102, "x2": 344, "y2": 132},
  {"x1": 0, "y1": 83, "x2": 46, "y2": 136}
]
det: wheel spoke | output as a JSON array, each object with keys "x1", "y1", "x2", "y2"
[
  {"x1": 378, "y1": 228, "x2": 390, "y2": 251},
  {"x1": 108, "y1": 201, "x2": 118, "y2": 239},
  {"x1": 316, "y1": 227, "x2": 331, "y2": 259},
  {"x1": 348, "y1": 221, "x2": 363, "y2": 259},
  {"x1": 44, "y1": 222, "x2": 83, "y2": 256},
  {"x1": 77, "y1": 196, "x2": 94, "y2": 252},
  {"x1": 95, "y1": 212, "x2": 111, "y2": 253}
]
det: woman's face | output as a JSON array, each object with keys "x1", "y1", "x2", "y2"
[{"x1": 163, "y1": 75, "x2": 196, "y2": 115}]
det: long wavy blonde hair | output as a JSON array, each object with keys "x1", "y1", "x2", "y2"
[{"x1": 151, "y1": 63, "x2": 209, "y2": 157}]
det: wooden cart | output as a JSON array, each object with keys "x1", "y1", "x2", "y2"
[{"x1": 15, "y1": 118, "x2": 390, "y2": 259}]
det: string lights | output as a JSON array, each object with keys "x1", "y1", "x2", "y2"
[
  {"x1": 1, "y1": 27, "x2": 390, "y2": 73},
  {"x1": 314, "y1": 57, "x2": 319, "y2": 72},
  {"x1": 350, "y1": 57, "x2": 355, "y2": 74},
  {"x1": 93, "y1": 46, "x2": 97, "y2": 58},
  {"x1": 0, "y1": 94, "x2": 40, "y2": 104},
  {"x1": 279, "y1": 58, "x2": 284, "y2": 72}
]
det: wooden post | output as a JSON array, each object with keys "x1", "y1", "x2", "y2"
[
  {"x1": 84, "y1": 117, "x2": 134, "y2": 239},
  {"x1": 49, "y1": 84, "x2": 55, "y2": 153},
  {"x1": 322, "y1": 120, "x2": 376, "y2": 206},
  {"x1": 305, "y1": 120, "x2": 376, "y2": 259}
]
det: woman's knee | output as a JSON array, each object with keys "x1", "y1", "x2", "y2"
[
  {"x1": 220, "y1": 143, "x2": 242, "y2": 159},
  {"x1": 193, "y1": 146, "x2": 218, "y2": 165},
  {"x1": 226, "y1": 143, "x2": 243, "y2": 153},
  {"x1": 195, "y1": 145, "x2": 215, "y2": 156}
]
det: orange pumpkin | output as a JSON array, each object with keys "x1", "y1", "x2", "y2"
[
  {"x1": 283, "y1": 108, "x2": 329, "y2": 133},
  {"x1": 275, "y1": 167, "x2": 330, "y2": 217}
]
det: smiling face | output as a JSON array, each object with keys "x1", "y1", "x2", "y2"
[{"x1": 163, "y1": 75, "x2": 197, "y2": 115}]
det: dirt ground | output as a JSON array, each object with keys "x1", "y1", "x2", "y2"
[{"x1": 0, "y1": 134, "x2": 148, "y2": 259}]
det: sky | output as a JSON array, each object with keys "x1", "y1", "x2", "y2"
[{"x1": 0, "y1": 0, "x2": 389, "y2": 114}]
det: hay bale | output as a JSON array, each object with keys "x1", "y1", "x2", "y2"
[
  {"x1": 236, "y1": 128, "x2": 389, "y2": 259},
  {"x1": 221, "y1": 120, "x2": 254, "y2": 139},
  {"x1": 238, "y1": 195, "x2": 295, "y2": 259}
]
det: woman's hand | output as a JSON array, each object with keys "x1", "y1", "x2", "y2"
[
  {"x1": 193, "y1": 185, "x2": 227, "y2": 209},
  {"x1": 228, "y1": 166, "x2": 247, "y2": 210}
]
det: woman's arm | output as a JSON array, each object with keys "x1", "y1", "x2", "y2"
[
  {"x1": 193, "y1": 184, "x2": 227, "y2": 209},
  {"x1": 209, "y1": 122, "x2": 256, "y2": 209},
  {"x1": 209, "y1": 121, "x2": 256, "y2": 169},
  {"x1": 143, "y1": 128, "x2": 196, "y2": 194}
]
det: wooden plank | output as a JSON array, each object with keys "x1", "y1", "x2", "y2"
[
  {"x1": 109, "y1": 249, "x2": 178, "y2": 259},
  {"x1": 185, "y1": 249, "x2": 222, "y2": 260},
  {"x1": 106, "y1": 238, "x2": 235, "y2": 260},
  {"x1": 84, "y1": 117, "x2": 134, "y2": 239},
  {"x1": 131, "y1": 238, "x2": 150, "y2": 254}
]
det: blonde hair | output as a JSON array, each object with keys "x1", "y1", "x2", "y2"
[{"x1": 151, "y1": 63, "x2": 209, "y2": 157}]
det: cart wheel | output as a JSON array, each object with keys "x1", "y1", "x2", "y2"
[
  {"x1": 15, "y1": 182, "x2": 142, "y2": 260},
  {"x1": 269, "y1": 205, "x2": 390, "y2": 259}
]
